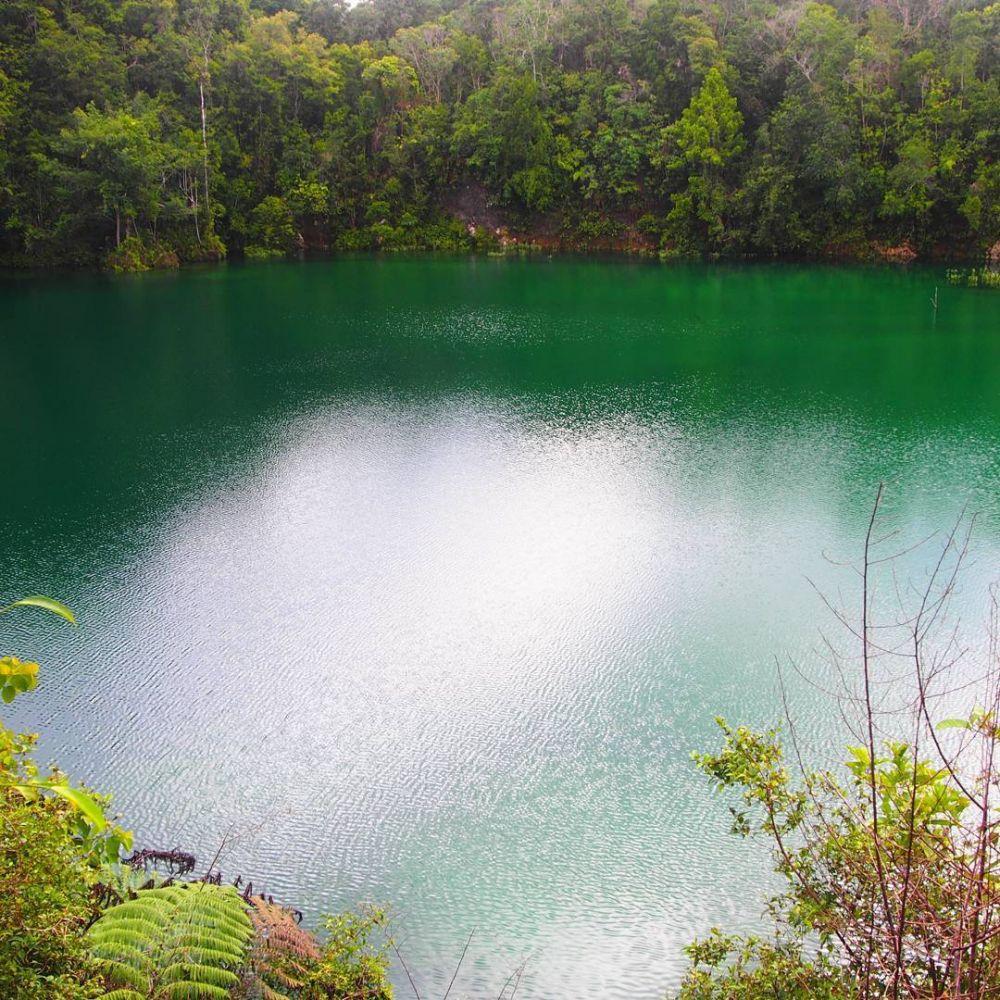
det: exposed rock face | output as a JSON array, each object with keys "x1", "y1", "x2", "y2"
[
  {"x1": 441, "y1": 181, "x2": 505, "y2": 232},
  {"x1": 987, "y1": 240, "x2": 1000, "y2": 264},
  {"x1": 878, "y1": 241, "x2": 918, "y2": 263}
]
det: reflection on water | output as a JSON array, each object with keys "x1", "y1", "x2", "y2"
[{"x1": 2, "y1": 258, "x2": 999, "y2": 998}]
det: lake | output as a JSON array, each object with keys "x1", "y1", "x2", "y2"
[{"x1": 3, "y1": 257, "x2": 999, "y2": 998}]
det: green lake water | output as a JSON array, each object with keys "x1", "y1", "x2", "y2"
[{"x1": 2, "y1": 257, "x2": 999, "y2": 998}]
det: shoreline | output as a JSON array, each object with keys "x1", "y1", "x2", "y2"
[{"x1": 0, "y1": 240, "x2": 994, "y2": 278}]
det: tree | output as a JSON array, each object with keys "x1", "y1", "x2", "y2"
[
  {"x1": 177, "y1": 0, "x2": 250, "y2": 241},
  {"x1": 1, "y1": 0, "x2": 997, "y2": 265},
  {"x1": 880, "y1": 134, "x2": 936, "y2": 236},
  {"x1": 0, "y1": 68, "x2": 22, "y2": 192},
  {"x1": 661, "y1": 66, "x2": 745, "y2": 252},
  {"x1": 247, "y1": 193, "x2": 298, "y2": 255},
  {"x1": 390, "y1": 23, "x2": 458, "y2": 103},
  {"x1": 665, "y1": 67, "x2": 744, "y2": 172},
  {"x1": 452, "y1": 70, "x2": 562, "y2": 210},
  {"x1": 47, "y1": 98, "x2": 175, "y2": 247},
  {"x1": 492, "y1": 0, "x2": 560, "y2": 84},
  {"x1": 781, "y1": 2, "x2": 856, "y2": 93}
]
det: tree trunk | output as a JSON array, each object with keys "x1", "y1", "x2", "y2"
[
  {"x1": 192, "y1": 175, "x2": 201, "y2": 244},
  {"x1": 199, "y1": 45, "x2": 212, "y2": 241}
]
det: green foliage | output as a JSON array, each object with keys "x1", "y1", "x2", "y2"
[
  {"x1": 87, "y1": 884, "x2": 254, "y2": 999},
  {"x1": 1, "y1": 593, "x2": 63, "y2": 704},
  {"x1": 687, "y1": 715, "x2": 1000, "y2": 997},
  {"x1": 2, "y1": 594, "x2": 77, "y2": 624},
  {"x1": 0, "y1": 0, "x2": 997, "y2": 263},
  {"x1": 664, "y1": 69, "x2": 744, "y2": 173},
  {"x1": 677, "y1": 930, "x2": 856, "y2": 999},
  {"x1": 947, "y1": 265, "x2": 1000, "y2": 287},
  {"x1": 661, "y1": 69, "x2": 745, "y2": 254},
  {"x1": 1, "y1": 594, "x2": 132, "y2": 865},
  {"x1": 303, "y1": 906, "x2": 393, "y2": 1000},
  {"x1": 452, "y1": 71, "x2": 561, "y2": 210},
  {"x1": 96, "y1": 866, "x2": 171, "y2": 909},
  {"x1": 0, "y1": 725, "x2": 103, "y2": 999},
  {"x1": 247, "y1": 195, "x2": 299, "y2": 257},
  {"x1": 0, "y1": 653, "x2": 39, "y2": 703},
  {"x1": 0, "y1": 597, "x2": 290, "y2": 1000},
  {"x1": 104, "y1": 237, "x2": 181, "y2": 273}
]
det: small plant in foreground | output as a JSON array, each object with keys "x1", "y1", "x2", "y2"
[
  {"x1": 678, "y1": 930, "x2": 855, "y2": 999},
  {"x1": 678, "y1": 491, "x2": 1000, "y2": 999},
  {"x1": 304, "y1": 906, "x2": 393, "y2": 1000},
  {"x1": 86, "y1": 883, "x2": 254, "y2": 999},
  {"x1": 0, "y1": 725, "x2": 104, "y2": 999}
]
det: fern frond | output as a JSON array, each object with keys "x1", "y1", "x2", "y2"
[
  {"x1": 88, "y1": 941, "x2": 155, "y2": 971},
  {"x1": 104, "y1": 898, "x2": 174, "y2": 924},
  {"x1": 166, "y1": 930, "x2": 247, "y2": 960},
  {"x1": 157, "y1": 945, "x2": 247, "y2": 968},
  {"x1": 92, "y1": 915, "x2": 165, "y2": 939},
  {"x1": 100, "y1": 959, "x2": 153, "y2": 992},
  {"x1": 176, "y1": 912, "x2": 252, "y2": 941},
  {"x1": 158, "y1": 984, "x2": 231, "y2": 1000},
  {"x1": 159, "y1": 964, "x2": 239, "y2": 988},
  {"x1": 246, "y1": 898, "x2": 321, "y2": 999},
  {"x1": 88, "y1": 928, "x2": 159, "y2": 951},
  {"x1": 87, "y1": 881, "x2": 253, "y2": 999}
]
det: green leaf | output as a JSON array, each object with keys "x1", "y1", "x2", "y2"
[
  {"x1": 48, "y1": 783, "x2": 108, "y2": 831},
  {"x1": 936, "y1": 718, "x2": 971, "y2": 731},
  {"x1": 16, "y1": 779, "x2": 110, "y2": 831},
  {"x1": 4, "y1": 594, "x2": 77, "y2": 624},
  {"x1": 0, "y1": 656, "x2": 39, "y2": 703}
]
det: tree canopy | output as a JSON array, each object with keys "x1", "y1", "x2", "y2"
[{"x1": 0, "y1": 0, "x2": 996, "y2": 266}]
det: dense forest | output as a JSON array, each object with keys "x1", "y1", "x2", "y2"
[{"x1": 0, "y1": 0, "x2": 997, "y2": 268}]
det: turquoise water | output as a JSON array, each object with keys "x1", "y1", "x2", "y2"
[{"x1": 2, "y1": 258, "x2": 999, "y2": 997}]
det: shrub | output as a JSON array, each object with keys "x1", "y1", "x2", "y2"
[
  {"x1": 0, "y1": 726, "x2": 102, "y2": 999},
  {"x1": 680, "y1": 500, "x2": 1000, "y2": 999},
  {"x1": 247, "y1": 196, "x2": 298, "y2": 257},
  {"x1": 303, "y1": 906, "x2": 393, "y2": 1000},
  {"x1": 677, "y1": 931, "x2": 855, "y2": 999},
  {"x1": 946, "y1": 266, "x2": 1000, "y2": 288},
  {"x1": 103, "y1": 237, "x2": 182, "y2": 273}
]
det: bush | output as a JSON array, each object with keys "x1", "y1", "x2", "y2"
[
  {"x1": 336, "y1": 227, "x2": 378, "y2": 252},
  {"x1": 680, "y1": 504, "x2": 1000, "y2": 999},
  {"x1": 946, "y1": 266, "x2": 1000, "y2": 288},
  {"x1": 174, "y1": 231, "x2": 227, "y2": 264},
  {"x1": 248, "y1": 196, "x2": 299, "y2": 256},
  {"x1": 677, "y1": 931, "x2": 854, "y2": 999},
  {"x1": 103, "y1": 236, "x2": 181, "y2": 273},
  {"x1": 245, "y1": 244, "x2": 288, "y2": 261},
  {"x1": 304, "y1": 906, "x2": 393, "y2": 1000},
  {"x1": 0, "y1": 726, "x2": 101, "y2": 999},
  {"x1": 572, "y1": 213, "x2": 624, "y2": 243}
]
